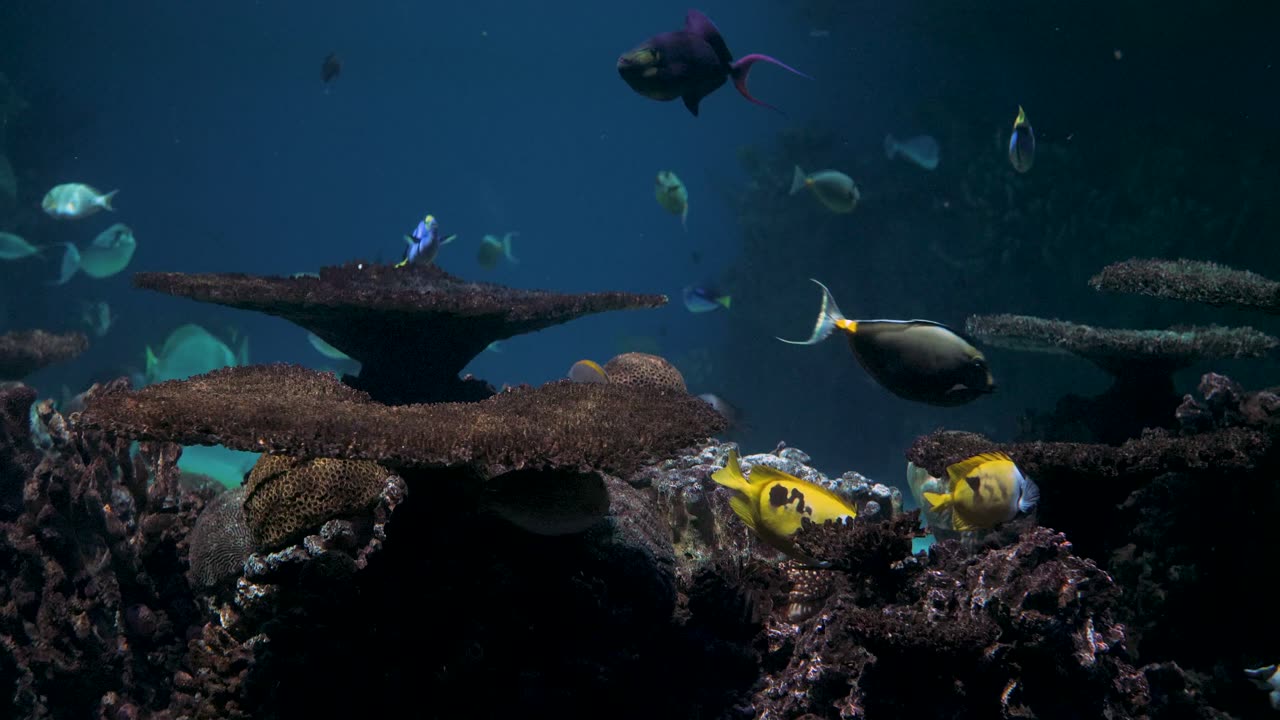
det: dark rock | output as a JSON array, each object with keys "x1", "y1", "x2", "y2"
[{"x1": 0, "y1": 330, "x2": 88, "y2": 381}]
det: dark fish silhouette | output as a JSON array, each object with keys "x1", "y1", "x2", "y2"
[
  {"x1": 617, "y1": 9, "x2": 809, "y2": 116},
  {"x1": 321, "y1": 52, "x2": 342, "y2": 84}
]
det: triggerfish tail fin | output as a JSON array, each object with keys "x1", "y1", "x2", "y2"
[
  {"x1": 789, "y1": 165, "x2": 808, "y2": 195},
  {"x1": 778, "y1": 278, "x2": 847, "y2": 346},
  {"x1": 100, "y1": 189, "x2": 119, "y2": 211},
  {"x1": 729, "y1": 53, "x2": 811, "y2": 114}
]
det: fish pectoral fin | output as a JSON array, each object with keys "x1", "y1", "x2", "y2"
[
  {"x1": 441, "y1": 234, "x2": 458, "y2": 245},
  {"x1": 404, "y1": 235, "x2": 416, "y2": 245}
]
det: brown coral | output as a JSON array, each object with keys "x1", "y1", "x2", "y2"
[
  {"x1": 81, "y1": 363, "x2": 724, "y2": 478},
  {"x1": 243, "y1": 455, "x2": 395, "y2": 551},
  {"x1": 187, "y1": 487, "x2": 253, "y2": 587},
  {"x1": 603, "y1": 352, "x2": 688, "y2": 392},
  {"x1": 133, "y1": 262, "x2": 666, "y2": 404},
  {"x1": 0, "y1": 330, "x2": 89, "y2": 380},
  {"x1": 1090, "y1": 257, "x2": 1280, "y2": 314}
]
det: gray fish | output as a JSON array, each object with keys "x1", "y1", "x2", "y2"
[
  {"x1": 778, "y1": 279, "x2": 995, "y2": 406},
  {"x1": 0, "y1": 232, "x2": 44, "y2": 261},
  {"x1": 80, "y1": 223, "x2": 136, "y2": 278},
  {"x1": 790, "y1": 165, "x2": 859, "y2": 213},
  {"x1": 884, "y1": 134, "x2": 940, "y2": 170},
  {"x1": 42, "y1": 183, "x2": 117, "y2": 219}
]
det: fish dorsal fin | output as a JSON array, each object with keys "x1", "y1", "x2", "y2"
[
  {"x1": 685, "y1": 10, "x2": 732, "y2": 65},
  {"x1": 711, "y1": 448, "x2": 753, "y2": 494},
  {"x1": 745, "y1": 463, "x2": 801, "y2": 487},
  {"x1": 860, "y1": 318, "x2": 956, "y2": 332},
  {"x1": 946, "y1": 452, "x2": 1011, "y2": 486}
]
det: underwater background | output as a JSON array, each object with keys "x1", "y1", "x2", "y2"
[{"x1": 5, "y1": 1, "x2": 1280, "y2": 718}]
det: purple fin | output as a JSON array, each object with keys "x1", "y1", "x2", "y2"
[
  {"x1": 685, "y1": 9, "x2": 732, "y2": 66},
  {"x1": 730, "y1": 53, "x2": 812, "y2": 113}
]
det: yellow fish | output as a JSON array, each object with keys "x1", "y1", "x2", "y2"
[
  {"x1": 654, "y1": 170, "x2": 688, "y2": 230},
  {"x1": 711, "y1": 448, "x2": 857, "y2": 565},
  {"x1": 922, "y1": 452, "x2": 1039, "y2": 532}
]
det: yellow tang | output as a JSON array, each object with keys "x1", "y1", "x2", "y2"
[
  {"x1": 922, "y1": 452, "x2": 1039, "y2": 532},
  {"x1": 711, "y1": 448, "x2": 857, "y2": 565}
]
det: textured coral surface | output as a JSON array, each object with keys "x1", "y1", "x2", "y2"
[
  {"x1": 80, "y1": 363, "x2": 725, "y2": 477},
  {"x1": 134, "y1": 262, "x2": 666, "y2": 403},
  {"x1": 1092, "y1": 258, "x2": 1280, "y2": 314},
  {"x1": 0, "y1": 329, "x2": 89, "y2": 380}
]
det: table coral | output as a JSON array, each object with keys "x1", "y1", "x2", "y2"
[
  {"x1": 80, "y1": 363, "x2": 725, "y2": 478},
  {"x1": 0, "y1": 329, "x2": 89, "y2": 381},
  {"x1": 1091, "y1": 257, "x2": 1280, "y2": 314},
  {"x1": 133, "y1": 262, "x2": 667, "y2": 404}
]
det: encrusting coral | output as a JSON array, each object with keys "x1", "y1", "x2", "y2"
[
  {"x1": 603, "y1": 351, "x2": 689, "y2": 391},
  {"x1": 1091, "y1": 257, "x2": 1280, "y2": 314},
  {"x1": 133, "y1": 262, "x2": 666, "y2": 404},
  {"x1": 242, "y1": 455, "x2": 398, "y2": 551},
  {"x1": 0, "y1": 329, "x2": 89, "y2": 380},
  {"x1": 186, "y1": 487, "x2": 252, "y2": 588}
]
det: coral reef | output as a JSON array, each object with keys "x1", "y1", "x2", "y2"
[
  {"x1": 603, "y1": 351, "x2": 688, "y2": 391},
  {"x1": 186, "y1": 487, "x2": 252, "y2": 589},
  {"x1": 133, "y1": 262, "x2": 666, "y2": 404},
  {"x1": 241, "y1": 455, "x2": 397, "y2": 551},
  {"x1": 0, "y1": 382, "x2": 39, "y2": 519},
  {"x1": 1091, "y1": 258, "x2": 1280, "y2": 314},
  {"x1": 967, "y1": 312, "x2": 1277, "y2": 444},
  {"x1": 81, "y1": 363, "x2": 724, "y2": 478},
  {"x1": 0, "y1": 329, "x2": 89, "y2": 381},
  {"x1": 906, "y1": 375, "x2": 1280, "y2": 718}
]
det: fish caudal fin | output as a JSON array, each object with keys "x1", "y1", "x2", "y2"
[
  {"x1": 680, "y1": 207, "x2": 688, "y2": 232},
  {"x1": 789, "y1": 165, "x2": 808, "y2": 195},
  {"x1": 777, "y1": 278, "x2": 846, "y2": 346},
  {"x1": 921, "y1": 491, "x2": 953, "y2": 513},
  {"x1": 1018, "y1": 475, "x2": 1041, "y2": 514},
  {"x1": 502, "y1": 233, "x2": 519, "y2": 264},
  {"x1": 884, "y1": 134, "x2": 897, "y2": 159},
  {"x1": 729, "y1": 53, "x2": 811, "y2": 114},
  {"x1": 144, "y1": 346, "x2": 158, "y2": 380},
  {"x1": 100, "y1": 190, "x2": 119, "y2": 211},
  {"x1": 717, "y1": 295, "x2": 732, "y2": 309}
]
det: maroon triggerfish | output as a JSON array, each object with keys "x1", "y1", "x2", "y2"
[{"x1": 617, "y1": 9, "x2": 809, "y2": 116}]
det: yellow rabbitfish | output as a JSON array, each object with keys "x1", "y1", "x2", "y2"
[
  {"x1": 922, "y1": 452, "x2": 1039, "y2": 532},
  {"x1": 654, "y1": 170, "x2": 688, "y2": 230},
  {"x1": 712, "y1": 448, "x2": 857, "y2": 566}
]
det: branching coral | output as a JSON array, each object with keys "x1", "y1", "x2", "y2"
[
  {"x1": 134, "y1": 262, "x2": 666, "y2": 403},
  {"x1": 0, "y1": 330, "x2": 88, "y2": 381}
]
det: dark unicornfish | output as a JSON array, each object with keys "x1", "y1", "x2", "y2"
[{"x1": 617, "y1": 9, "x2": 809, "y2": 116}]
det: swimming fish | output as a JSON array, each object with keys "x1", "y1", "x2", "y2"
[
  {"x1": 697, "y1": 393, "x2": 741, "y2": 429},
  {"x1": 1245, "y1": 664, "x2": 1280, "y2": 710},
  {"x1": 567, "y1": 359, "x2": 608, "y2": 383},
  {"x1": 921, "y1": 452, "x2": 1039, "y2": 532},
  {"x1": 80, "y1": 300, "x2": 115, "y2": 338},
  {"x1": 477, "y1": 232, "x2": 518, "y2": 269},
  {"x1": 145, "y1": 323, "x2": 249, "y2": 385},
  {"x1": 1009, "y1": 105, "x2": 1035, "y2": 173},
  {"x1": 906, "y1": 461, "x2": 953, "y2": 533},
  {"x1": 617, "y1": 9, "x2": 809, "y2": 116},
  {"x1": 307, "y1": 332, "x2": 350, "y2": 360},
  {"x1": 395, "y1": 215, "x2": 455, "y2": 268},
  {"x1": 321, "y1": 52, "x2": 342, "y2": 84},
  {"x1": 682, "y1": 284, "x2": 731, "y2": 313},
  {"x1": 79, "y1": 223, "x2": 136, "y2": 278},
  {"x1": 789, "y1": 166, "x2": 859, "y2": 213},
  {"x1": 41, "y1": 183, "x2": 117, "y2": 219},
  {"x1": 778, "y1": 279, "x2": 995, "y2": 406},
  {"x1": 50, "y1": 243, "x2": 80, "y2": 285},
  {"x1": 711, "y1": 448, "x2": 856, "y2": 566},
  {"x1": 0, "y1": 232, "x2": 44, "y2": 260},
  {"x1": 884, "y1": 134, "x2": 940, "y2": 171},
  {"x1": 655, "y1": 171, "x2": 688, "y2": 229}
]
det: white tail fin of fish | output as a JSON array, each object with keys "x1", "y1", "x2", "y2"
[{"x1": 777, "y1": 278, "x2": 845, "y2": 345}]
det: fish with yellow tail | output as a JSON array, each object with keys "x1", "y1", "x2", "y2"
[
  {"x1": 711, "y1": 448, "x2": 856, "y2": 566},
  {"x1": 921, "y1": 452, "x2": 1039, "y2": 532},
  {"x1": 778, "y1": 279, "x2": 995, "y2": 406}
]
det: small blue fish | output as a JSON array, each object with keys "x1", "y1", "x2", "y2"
[
  {"x1": 682, "y1": 285, "x2": 731, "y2": 313},
  {"x1": 1009, "y1": 106, "x2": 1035, "y2": 173},
  {"x1": 885, "y1": 134, "x2": 940, "y2": 171},
  {"x1": 395, "y1": 214, "x2": 456, "y2": 267}
]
